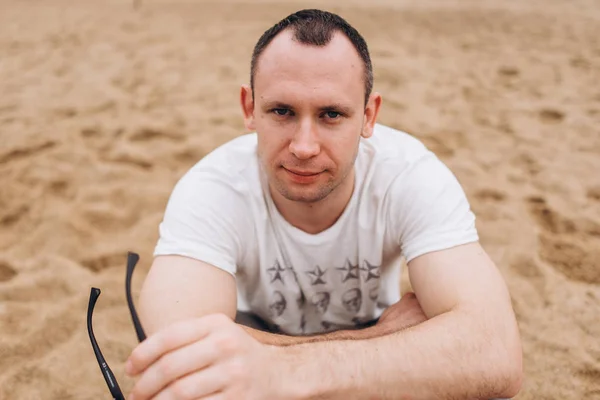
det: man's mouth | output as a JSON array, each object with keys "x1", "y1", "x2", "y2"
[{"x1": 283, "y1": 167, "x2": 321, "y2": 176}]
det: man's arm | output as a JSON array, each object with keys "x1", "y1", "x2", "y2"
[
  {"x1": 242, "y1": 325, "x2": 378, "y2": 346},
  {"x1": 243, "y1": 292, "x2": 428, "y2": 346},
  {"x1": 138, "y1": 255, "x2": 238, "y2": 336},
  {"x1": 275, "y1": 242, "x2": 523, "y2": 400},
  {"x1": 139, "y1": 255, "x2": 415, "y2": 345}
]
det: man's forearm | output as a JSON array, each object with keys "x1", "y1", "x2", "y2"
[
  {"x1": 277, "y1": 308, "x2": 522, "y2": 400},
  {"x1": 241, "y1": 323, "x2": 390, "y2": 346}
]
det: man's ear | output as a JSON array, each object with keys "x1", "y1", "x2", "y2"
[
  {"x1": 361, "y1": 92, "x2": 382, "y2": 139},
  {"x1": 240, "y1": 84, "x2": 255, "y2": 131}
]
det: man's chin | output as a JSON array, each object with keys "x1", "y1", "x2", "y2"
[{"x1": 276, "y1": 185, "x2": 331, "y2": 204}]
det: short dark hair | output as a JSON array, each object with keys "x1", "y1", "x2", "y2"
[{"x1": 250, "y1": 9, "x2": 373, "y2": 104}]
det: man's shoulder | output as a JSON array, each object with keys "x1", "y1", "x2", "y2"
[
  {"x1": 358, "y1": 124, "x2": 435, "y2": 185},
  {"x1": 357, "y1": 123, "x2": 460, "y2": 203},
  {"x1": 366, "y1": 124, "x2": 430, "y2": 163}
]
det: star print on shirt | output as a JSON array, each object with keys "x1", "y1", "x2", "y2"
[
  {"x1": 305, "y1": 265, "x2": 327, "y2": 285},
  {"x1": 286, "y1": 265, "x2": 300, "y2": 284},
  {"x1": 359, "y1": 261, "x2": 380, "y2": 282},
  {"x1": 336, "y1": 260, "x2": 359, "y2": 283},
  {"x1": 267, "y1": 261, "x2": 285, "y2": 284}
]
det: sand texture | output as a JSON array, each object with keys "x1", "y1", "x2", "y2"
[{"x1": 0, "y1": 0, "x2": 599, "y2": 398}]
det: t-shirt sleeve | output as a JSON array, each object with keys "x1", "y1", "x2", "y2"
[
  {"x1": 387, "y1": 151, "x2": 479, "y2": 263},
  {"x1": 153, "y1": 168, "x2": 251, "y2": 276}
]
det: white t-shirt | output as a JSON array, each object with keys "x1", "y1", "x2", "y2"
[{"x1": 154, "y1": 124, "x2": 479, "y2": 335}]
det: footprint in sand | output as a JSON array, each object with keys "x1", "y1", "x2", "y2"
[
  {"x1": 570, "y1": 56, "x2": 591, "y2": 70},
  {"x1": 538, "y1": 108, "x2": 566, "y2": 124},
  {"x1": 0, "y1": 260, "x2": 17, "y2": 282},
  {"x1": 80, "y1": 252, "x2": 127, "y2": 272},
  {"x1": 509, "y1": 255, "x2": 543, "y2": 280},
  {"x1": 98, "y1": 126, "x2": 186, "y2": 170},
  {"x1": 420, "y1": 130, "x2": 465, "y2": 158},
  {"x1": 497, "y1": 65, "x2": 520, "y2": 77},
  {"x1": 474, "y1": 188, "x2": 506, "y2": 202},
  {"x1": 511, "y1": 153, "x2": 542, "y2": 177},
  {"x1": 127, "y1": 126, "x2": 185, "y2": 143},
  {"x1": 508, "y1": 255, "x2": 546, "y2": 306},
  {"x1": 526, "y1": 196, "x2": 576, "y2": 234},
  {"x1": 0, "y1": 141, "x2": 56, "y2": 165},
  {"x1": 48, "y1": 179, "x2": 70, "y2": 198},
  {"x1": 497, "y1": 66, "x2": 520, "y2": 89},
  {"x1": 526, "y1": 196, "x2": 600, "y2": 284},
  {"x1": 101, "y1": 145, "x2": 154, "y2": 170},
  {"x1": 576, "y1": 366, "x2": 600, "y2": 393},
  {"x1": 471, "y1": 188, "x2": 507, "y2": 220},
  {"x1": 0, "y1": 204, "x2": 30, "y2": 227},
  {"x1": 587, "y1": 187, "x2": 600, "y2": 202}
]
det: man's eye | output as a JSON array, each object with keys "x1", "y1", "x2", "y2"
[
  {"x1": 273, "y1": 108, "x2": 290, "y2": 116},
  {"x1": 324, "y1": 111, "x2": 341, "y2": 119}
]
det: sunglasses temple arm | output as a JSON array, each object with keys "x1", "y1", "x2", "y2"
[
  {"x1": 126, "y1": 252, "x2": 147, "y2": 342},
  {"x1": 87, "y1": 288, "x2": 126, "y2": 400}
]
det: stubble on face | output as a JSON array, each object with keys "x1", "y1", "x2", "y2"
[
  {"x1": 252, "y1": 30, "x2": 367, "y2": 206},
  {"x1": 262, "y1": 136, "x2": 360, "y2": 204}
]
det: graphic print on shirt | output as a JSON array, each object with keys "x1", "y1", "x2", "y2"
[
  {"x1": 300, "y1": 313, "x2": 307, "y2": 333},
  {"x1": 267, "y1": 261, "x2": 286, "y2": 285},
  {"x1": 360, "y1": 260, "x2": 380, "y2": 282},
  {"x1": 321, "y1": 320, "x2": 345, "y2": 332},
  {"x1": 265, "y1": 256, "x2": 383, "y2": 334},
  {"x1": 369, "y1": 285, "x2": 380, "y2": 302},
  {"x1": 269, "y1": 290, "x2": 287, "y2": 317},
  {"x1": 311, "y1": 292, "x2": 331, "y2": 314},
  {"x1": 286, "y1": 264, "x2": 300, "y2": 284},
  {"x1": 341, "y1": 288, "x2": 362, "y2": 313},
  {"x1": 336, "y1": 260, "x2": 360, "y2": 283},
  {"x1": 305, "y1": 265, "x2": 327, "y2": 285}
]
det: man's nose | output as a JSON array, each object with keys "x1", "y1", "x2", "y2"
[{"x1": 289, "y1": 119, "x2": 320, "y2": 160}]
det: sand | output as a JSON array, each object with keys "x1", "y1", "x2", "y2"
[{"x1": 0, "y1": 0, "x2": 599, "y2": 398}]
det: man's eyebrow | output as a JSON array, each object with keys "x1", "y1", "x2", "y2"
[
  {"x1": 261, "y1": 101, "x2": 294, "y2": 110},
  {"x1": 319, "y1": 104, "x2": 354, "y2": 115},
  {"x1": 259, "y1": 101, "x2": 355, "y2": 115}
]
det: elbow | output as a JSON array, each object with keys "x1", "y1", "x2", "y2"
[
  {"x1": 479, "y1": 343, "x2": 523, "y2": 399},
  {"x1": 493, "y1": 328, "x2": 524, "y2": 398},
  {"x1": 500, "y1": 355, "x2": 523, "y2": 398}
]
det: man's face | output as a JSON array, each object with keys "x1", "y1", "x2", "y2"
[{"x1": 242, "y1": 30, "x2": 379, "y2": 203}]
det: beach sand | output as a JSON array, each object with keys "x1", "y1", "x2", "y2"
[{"x1": 0, "y1": 0, "x2": 599, "y2": 398}]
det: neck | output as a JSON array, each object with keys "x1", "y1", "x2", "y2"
[{"x1": 270, "y1": 170, "x2": 355, "y2": 235}]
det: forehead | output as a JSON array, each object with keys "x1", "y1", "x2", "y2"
[{"x1": 254, "y1": 29, "x2": 364, "y2": 104}]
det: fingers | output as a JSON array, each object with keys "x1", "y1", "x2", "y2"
[
  {"x1": 131, "y1": 337, "x2": 221, "y2": 400},
  {"x1": 199, "y1": 394, "x2": 227, "y2": 400},
  {"x1": 149, "y1": 365, "x2": 231, "y2": 400},
  {"x1": 399, "y1": 292, "x2": 420, "y2": 307},
  {"x1": 127, "y1": 314, "x2": 231, "y2": 376},
  {"x1": 401, "y1": 292, "x2": 416, "y2": 300}
]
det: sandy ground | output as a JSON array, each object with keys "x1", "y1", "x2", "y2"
[{"x1": 0, "y1": 0, "x2": 599, "y2": 398}]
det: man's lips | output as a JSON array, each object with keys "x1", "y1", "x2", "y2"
[{"x1": 283, "y1": 167, "x2": 322, "y2": 176}]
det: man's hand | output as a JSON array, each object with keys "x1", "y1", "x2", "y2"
[
  {"x1": 376, "y1": 292, "x2": 428, "y2": 334},
  {"x1": 126, "y1": 314, "x2": 286, "y2": 400}
]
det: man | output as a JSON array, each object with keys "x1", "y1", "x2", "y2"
[{"x1": 126, "y1": 9, "x2": 523, "y2": 400}]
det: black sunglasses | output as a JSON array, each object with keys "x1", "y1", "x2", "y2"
[{"x1": 87, "y1": 251, "x2": 147, "y2": 400}]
